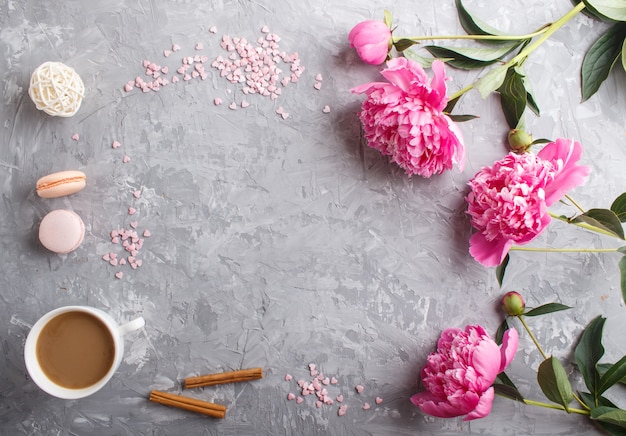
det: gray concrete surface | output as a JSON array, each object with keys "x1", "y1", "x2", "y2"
[{"x1": 1, "y1": 0, "x2": 625, "y2": 434}]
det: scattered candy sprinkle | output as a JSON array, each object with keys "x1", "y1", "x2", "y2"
[
  {"x1": 112, "y1": 140, "x2": 121, "y2": 149},
  {"x1": 71, "y1": 133, "x2": 79, "y2": 141}
]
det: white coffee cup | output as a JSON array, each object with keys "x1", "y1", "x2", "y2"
[{"x1": 24, "y1": 306, "x2": 145, "y2": 399}]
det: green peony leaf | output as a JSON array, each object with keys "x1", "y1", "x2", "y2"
[
  {"x1": 583, "y1": 0, "x2": 626, "y2": 21},
  {"x1": 581, "y1": 23, "x2": 626, "y2": 102},
  {"x1": 620, "y1": 256, "x2": 626, "y2": 304},
  {"x1": 572, "y1": 208, "x2": 625, "y2": 240},
  {"x1": 598, "y1": 355, "x2": 626, "y2": 395},
  {"x1": 599, "y1": 362, "x2": 626, "y2": 384},
  {"x1": 402, "y1": 49, "x2": 447, "y2": 69},
  {"x1": 622, "y1": 38, "x2": 626, "y2": 73},
  {"x1": 497, "y1": 67, "x2": 528, "y2": 129},
  {"x1": 394, "y1": 38, "x2": 418, "y2": 52},
  {"x1": 537, "y1": 357, "x2": 574, "y2": 411},
  {"x1": 524, "y1": 303, "x2": 571, "y2": 317},
  {"x1": 475, "y1": 65, "x2": 509, "y2": 98},
  {"x1": 493, "y1": 382, "x2": 525, "y2": 403},
  {"x1": 383, "y1": 10, "x2": 393, "y2": 28},
  {"x1": 574, "y1": 0, "x2": 620, "y2": 21},
  {"x1": 526, "y1": 89, "x2": 541, "y2": 117},
  {"x1": 581, "y1": 393, "x2": 626, "y2": 435},
  {"x1": 575, "y1": 315, "x2": 606, "y2": 398},
  {"x1": 425, "y1": 41, "x2": 522, "y2": 69},
  {"x1": 455, "y1": 0, "x2": 509, "y2": 42},
  {"x1": 496, "y1": 253, "x2": 510, "y2": 287},
  {"x1": 611, "y1": 193, "x2": 626, "y2": 222},
  {"x1": 447, "y1": 114, "x2": 479, "y2": 122},
  {"x1": 591, "y1": 406, "x2": 626, "y2": 429},
  {"x1": 495, "y1": 318, "x2": 510, "y2": 345}
]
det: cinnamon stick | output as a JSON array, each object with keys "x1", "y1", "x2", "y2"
[
  {"x1": 184, "y1": 367, "x2": 263, "y2": 389},
  {"x1": 149, "y1": 390, "x2": 226, "y2": 419}
]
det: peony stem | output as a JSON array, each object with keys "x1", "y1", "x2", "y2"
[
  {"x1": 517, "y1": 315, "x2": 548, "y2": 360},
  {"x1": 446, "y1": 2, "x2": 585, "y2": 104},
  {"x1": 510, "y1": 246, "x2": 619, "y2": 253},
  {"x1": 395, "y1": 24, "x2": 550, "y2": 43},
  {"x1": 523, "y1": 398, "x2": 589, "y2": 415},
  {"x1": 506, "y1": 2, "x2": 586, "y2": 66},
  {"x1": 549, "y1": 212, "x2": 624, "y2": 239},
  {"x1": 564, "y1": 194, "x2": 586, "y2": 214}
]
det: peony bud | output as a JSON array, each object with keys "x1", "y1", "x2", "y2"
[
  {"x1": 501, "y1": 291, "x2": 525, "y2": 316},
  {"x1": 348, "y1": 20, "x2": 392, "y2": 65},
  {"x1": 507, "y1": 129, "x2": 533, "y2": 154}
]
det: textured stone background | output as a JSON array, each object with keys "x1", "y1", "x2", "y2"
[{"x1": 1, "y1": 0, "x2": 625, "y2": 434}]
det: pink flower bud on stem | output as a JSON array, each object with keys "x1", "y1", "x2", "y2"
[
  {"x1": 508, "y1": 129, "x2": 533, "y2": 154},
  {"x1": 501, "y1": 291, "x2": 525, "y2": 316}
]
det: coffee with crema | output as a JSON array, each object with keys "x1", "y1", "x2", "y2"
[{"x1": 36, "y1": 311, "x2": 115, "y2": 389}]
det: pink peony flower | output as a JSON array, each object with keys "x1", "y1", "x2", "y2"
[
  {"x1": 411, "y1": 325, "x2": 518, "y2": 421},
  {"x1": 466, "y1": 138, "x2": 590, "y2": 267},
  {"x1": 348, "y1": 20, "x2": 392, "y2": 65},
  {"x1": 351, "y1": 58, "x2": 465, "y2": 178}
]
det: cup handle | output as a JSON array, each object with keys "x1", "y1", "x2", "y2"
[{"x1": 118, "y1": 317, "x2": 145, "y2": 336}]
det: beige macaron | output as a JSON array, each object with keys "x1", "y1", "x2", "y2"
[{"x1": 36, "y1": 170, "x2": 86, "y2": 198}]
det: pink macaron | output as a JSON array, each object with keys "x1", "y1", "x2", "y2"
[
  {"x1": 38, "y1": 209, "x2": 85, "y2": 254},
  {"x1": 36, "y1": 170, "x2": 86, "y2": 198}
]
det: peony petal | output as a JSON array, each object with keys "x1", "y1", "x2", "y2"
[
  {"x1": 468, "y1": 232, "x2": 513, "y2": 267},
  {"x1": 411, "y1": 392, "x2": 476, "y2": 418},
  {"x1": 429, "y1": 60, "x2": 448, "y2": 111},
  {"x1": 499, "y1": 327, "x2": 519, "y2": 372},
  {"x1": 463, "y1": 387, "x2": 495, "y2": 421},
  {"x1": 470, "y1": 337, "x2": 501, "y2": 389},
  {"x1": 538, "y1": 138, "x2": 590, "y2": 206},
  {"x1": 356, "y1": 44, "x2": 389, "y2": 65},
  {"x1": 348, "y1": 20, "x2": 391, "y2": 46},
  {"x1": 381, "y1": 58, "x2": 428, "y2": 92}
]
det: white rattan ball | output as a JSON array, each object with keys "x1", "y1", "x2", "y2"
[{"x1": 28, "y1": 62, "x2": 85, "y2": 117}]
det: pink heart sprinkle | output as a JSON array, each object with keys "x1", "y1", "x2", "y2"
[
  {"x1": 330, "y1": 377, "x2": 338, "y2": 384},
  {"x1": 314, "y1": 82, "x2": 322, "y2": 90},
  {"x1": 115, "y1": 272, "x2": 124, "y2": 279},
  {"x1": 241, "y1": 100, "x2": 250, "y2": 108},
  {"x1": 323, "y1": 105, "x2": 331, "y2": 113},
  {"x1": 214, "y1": 97, "x2": 223, "y2": 106},
  {"x1": 285, "y1": 374, "x2": 293, "y2": 381},
  {"x1": 133, "y1": 190, "x2": 142, "y2": 199},
  {"x1": 130, "y1": 221, "x2": 138, "y2": 229},
  {"x1": 71, "y1": 133, "x2": 79, "y2": 141},
  {"x1": 109, "y1": 252, "x2": 117, "y2": 259},
  {"x1": 209, "y1": 26, "x2": 217, "y2": 34},
  {"x1": 171, "y1": 76, "x2": 179, "y2": 83},
  {"x1": 135, "y1": 259, "x2": 143, "y2": 267},
  {"x1": 322, "y1": 377, "x2": 330, "y2": 385},
  {"x1": 362, "y1": 403, "x2": 371, "y2": 410},
  {"x1": 315, "y1": 401, "x2": 322, "y2": 408},
  {"x1": 195, "y1": 43, "x2": 203, "y2": 50},
  {"x1": 124, "y1": 83, "x2": 133, "y2": 92},
  {"x1": 161, "y1": 66, "x2": 169, "y2": 74},
  {"x1": 110, "y1": 259, "x2": 118, "y2": 266},
  {"x1": 281, "y1": 112, "x2": 289, "y2": 120},
  {"x1": 102, "y1": 254, "x2": 110, "y2": 262},
  {"x1": 122, "y1": 155, "x2": 131, "y2": 163},
  {"x1": 276, "y1": 106, "x2": 284, "y2": 115},
  {"x1": 127, "y1": 256, "x2": 135, "y2": 263},
  {"x1": 112, "y1": 140, "x2": 121, "y2": 149},
  {"x1": 172, "y1": 44, "x2": 181, "y2": 52},
  {"x1": 355, "y1": 385, "x2": 364, "y2": 394},
  {"x1": 315, "y1": 73, "x2": 323, "y2": 81},
  {"x1": 119, "y1": 258, "x2": 126, "y2": 265},
  {"x1": 336, "y1": 395, "x2": 343, "y2": 403},
  {"x1": 229, "y1": 102, "x2": 237, "y2": 110},
  {"x1": 375, "y1": 397, "x2": 383, "y2": 405},
  {"x1": 111, "y1": 237, "x2": 120, "y2": 244},
  {"x1": 261, "y1": 25, "x2": 270, "y2": 33},
  {"x1": 128, "y1": 207, "x2": 136, "y2": 215},
  {"x1": 296, "y1": 397, "x2": 303, "y2": 404},
  {"x1": 143, "y1": 230, "x2": 151, "y2": 237},
  {"x1": 287, "y1": 393, "x2": 295, "y2": 401},
  {"x1": 338, "y1": 405, "x2": 348, "y2": 416}
]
